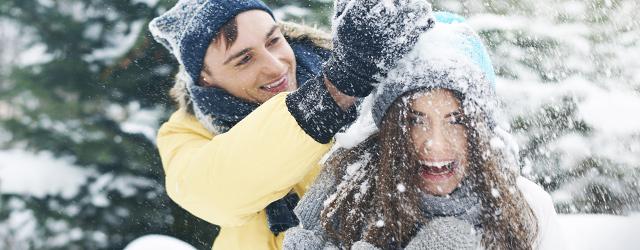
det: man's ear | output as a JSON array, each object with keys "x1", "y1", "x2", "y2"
[{"x1": 199, "y1": 73, "x2": 214, "y2": 87}]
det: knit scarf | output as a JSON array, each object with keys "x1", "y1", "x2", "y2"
[
  {"x1": 189, "y1": 39, "x2": 329, "y2": 133},
  {"x1": 419, "y1": 180, "x2": 483, "y2": 227}
]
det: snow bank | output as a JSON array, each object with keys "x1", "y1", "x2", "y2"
[
  {"x1": 560, "y1": 213, "x2": 640, "y2": 250},
  {"x1": 123, "y1": 235, "x2": 197, "y2": 250},
  {"x1": 122, "y1": 214, "x2": 640, "y2": 249}
]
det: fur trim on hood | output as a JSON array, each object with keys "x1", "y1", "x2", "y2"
[{"x1": 169, "y1": 21, "x2": 332, "y2": 114}]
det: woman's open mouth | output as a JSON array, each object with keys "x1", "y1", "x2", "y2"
[
  {"x1": 419, "y1": 160, "x2": 458, "y2": 181},
  {"x1": 260, "y1": 75, "x2": 289, "y2": 93}
]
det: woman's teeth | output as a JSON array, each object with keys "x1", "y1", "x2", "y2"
[
  {"x1": 420, "y1": 161, "x2": 455, "y2": 175},
  {"x1": 423, "y1": 161, "x2": 454, "y2": 168}
]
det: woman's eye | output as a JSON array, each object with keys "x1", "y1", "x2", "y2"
[
  {"x1": 449, "y1": 115, "x2": 466, "y2": 125},
  {"x1": 408, "y1": 116, "x2": 425, "y2": 125}
]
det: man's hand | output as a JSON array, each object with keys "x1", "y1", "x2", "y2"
[{"x1": 324, "y1": 0, "x2": 435, "y2": 97}]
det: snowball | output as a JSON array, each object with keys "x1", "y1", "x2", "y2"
[
  {"x1": 397, "y1": 183, "x2": 406, "y2": 193},
  {"x1": 491, "y1": 188, "x2": 500, "y2": 197},
  {"x1": 489, "y1": 136, "x2": 506, "y2": 149}
]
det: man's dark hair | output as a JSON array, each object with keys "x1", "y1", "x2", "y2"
[
  {"x1": 216, "y1": 17, "x2": 238, "y2": 50},
  {"x1": 201, "y1": 17, "x2": 238, "y2": 77}
]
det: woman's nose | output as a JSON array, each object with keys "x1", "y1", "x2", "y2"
[{"x1": 422, "y1": 126, "x2": 450, "y2": 155}]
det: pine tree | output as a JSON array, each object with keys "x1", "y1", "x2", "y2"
[
  {"x1": 3, "y1": 0, "x2": 638, "y2": 249},
  {"x1": 1, "y1": 0, "x2": 199, "y2": 249},
  {"x1": 0, "y1": 0, "x2": 331, "y2": 249}
]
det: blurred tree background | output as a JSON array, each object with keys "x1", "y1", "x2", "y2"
[
  {"x1": 429, "y1": 0, "x2": 640, "y2": 214},
  {"x1": 0, "y1": 0, "x2": 331, "y2": 249},
  {"x1": 0, "y1": 0, "x2": 638, "y2": 249}
]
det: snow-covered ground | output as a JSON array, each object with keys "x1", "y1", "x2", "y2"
[
  {"x1": 123, "y1": 214, "x2": 640, "y2": 250},
  {"x1": 559, "y1": 213, "x2": 640, "y2": 250},
  {"x1": 124, "y1": 235, "x2": 196, "y2": 250}
]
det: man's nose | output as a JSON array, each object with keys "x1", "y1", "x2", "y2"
[{"x1": 262, "y1": 51, "x2": 286, "y2": 76}]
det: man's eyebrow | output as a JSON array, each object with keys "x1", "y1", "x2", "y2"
[
  {"x1": 265, "y1": 25, "x2": 279, "y2": 39},
  {"x1": 222, "y1": 25, "x2": 279, "y2": 65},
  {"x1": 223, "y1": 48, "x2": 252, "y2": 65}
]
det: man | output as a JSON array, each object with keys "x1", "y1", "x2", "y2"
[{"x1": 149, "y1": 0, "x2": 434, "y2": 248}]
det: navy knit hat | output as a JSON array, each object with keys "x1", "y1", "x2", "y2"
[
  {"x1": 371, "y1": 12, "x2": 497, "y2": 127},
  {"x1": 149, "y1": 0, "x2": 274, "y2": 83}
]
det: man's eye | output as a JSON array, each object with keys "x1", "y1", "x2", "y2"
[
  {"x1": 267, "y1": 37, "x2": 280, "y2": 47},
  {"x1": 236, "y1": 54, "x2": 252, "y2": 66}
]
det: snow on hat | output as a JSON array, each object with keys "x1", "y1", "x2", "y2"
[
  {"x1": 371, "y1": 12, "x2": 497, "y2": 127},
  {"x1": 149, "y1": 0, "x2": 274, "y2": 83},
  {"x1": 368, "y1": 12, "x2": 522, "y2": 175}
]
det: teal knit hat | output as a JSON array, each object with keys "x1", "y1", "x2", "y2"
[
  {"x1": 371, "y1": 11, "x2": 497, "y2": 127},
  {"x1": 433, "y1": 12, "x2": 496, "y2": 88}
]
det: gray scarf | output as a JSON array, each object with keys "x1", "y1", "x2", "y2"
[{"x1": 419, "y1": 181, "x2": 483, "y2": 227}]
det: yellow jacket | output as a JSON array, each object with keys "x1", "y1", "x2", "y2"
[
  {"x1": 156, "y1": 22, "x2": 335, "y2": 249},
  {"x1": 157, "y1": 93, "x2": 332, "y2": 249}
]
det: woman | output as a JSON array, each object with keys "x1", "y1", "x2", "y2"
[{"x1": 284, "y1": 14, "x2": 563, "y2": 250}]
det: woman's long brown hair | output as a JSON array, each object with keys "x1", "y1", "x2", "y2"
[{"x1": 320, "y1": 89, "x2": 538, "y2": 249}]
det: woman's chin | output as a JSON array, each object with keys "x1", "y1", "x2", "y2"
[
  {"x1": 420, "y1": 172, "x2": 459, "y2": 196},
  {"x1": 421, "y1": 185, "x2": 455, "y2": 196},
  {"x1": 420, "y1": 178, "x2": 460, "y2": 196}
]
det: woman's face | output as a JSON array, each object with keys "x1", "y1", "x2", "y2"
[{"x1": 408, "y1": 89, "x2": 469, "y2": 196}]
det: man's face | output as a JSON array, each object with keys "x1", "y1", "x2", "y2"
[{"x1": 200, "y1": 10, "x2": 297, "y2": 103}]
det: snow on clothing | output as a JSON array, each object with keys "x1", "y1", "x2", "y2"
[
  {"x1": 284, "y1": 13, "x2": 565, "y2": 249},
  {"x1": 149, "y1": 0, "x2": 274, "y2": 87},
  {"x1": 156, "y1": 22, "x2": 351, "y2": 250},
  {"x1": 285, "y1": 165, "x2": 481, "y2": 250},
  {"x1": 371, "y1": 11, "x2": 497, "y2": 127},
  {"x1": 150, "y1": 0, "x2": 334, "y2": 135},
  {"x1": 322, "y1": 0, "x2": 435, "y2": 97},
  {"x1": 151, "y1": 0, "x2": 436, "y2": 248},
  {"x1": 285, "y1": 169, "x2": 558, "y2": 249},
  {"x1": 150, "y1": 0, "x2": 339, "y2": 239},
  {"x1": 284, "y1": 218, "x2": 480, "y2": 250}
]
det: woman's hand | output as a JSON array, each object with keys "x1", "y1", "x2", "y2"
[
  {"x1": 405, "y1": 217, "x2": 481, "y2": 250},
  {"x1": 283, "y1": 227, "x2": 326, "y2": 250}
]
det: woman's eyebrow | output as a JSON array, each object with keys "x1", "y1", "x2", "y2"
[
  {"x1": 408, "y1": 108, "x2": 425, "y2": 116},
  {"x1": 444, "y1": 109, "x2": 464, "y2": 118}
]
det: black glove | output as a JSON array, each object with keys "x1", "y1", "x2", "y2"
[{"x1": 324, "y1": 0, "x2": 435, "y2": 97}]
